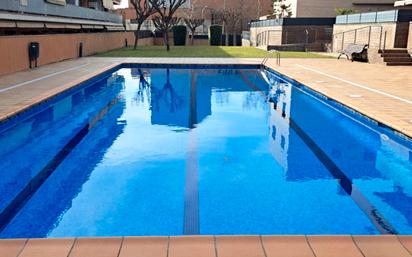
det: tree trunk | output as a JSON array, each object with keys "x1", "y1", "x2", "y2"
[
  {"x1": 134, "y1": 24, "x2": 142, "y2": 50},
  {"x1": 164, "y1": 31, "x2": 170, "y2": 51},
  {"x1": 191, "y1": 29, "x2": 195, "y2": 45}
]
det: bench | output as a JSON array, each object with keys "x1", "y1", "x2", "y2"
[{"x1": 338, "y1": 44, "x2": 368, "y2": 62}]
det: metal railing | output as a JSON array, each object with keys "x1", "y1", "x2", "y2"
[
  {"x1": 256, "y1": 27, "x2": 332, "y2": 47},
  {"x1": 262, "y1": 50, "x2": 281, "y2": 66},
  {"x1": 336, "y1": 10, "x2": 400, "y2": 24},
  {"x1": 256, "y1": 30, "x2": 282, "y2": 46},
  {"x1": 332, "y1": 25, "x2": 387, "y2": 51}
]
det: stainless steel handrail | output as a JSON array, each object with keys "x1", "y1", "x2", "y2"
[{"x1": 262, "y1": 50, "x2": 281, "y2": 66}]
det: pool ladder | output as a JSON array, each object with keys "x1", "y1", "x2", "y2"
[{"x1": 262, "y1": 50, "x2": 281, "y2": 67}]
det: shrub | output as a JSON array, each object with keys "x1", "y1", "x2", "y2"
[
  {"x1": 335, "y1": 8, "x2": 355, "y2": 15},
  {"x1": 209, "y1": 25, "x2": 223, "y2": 46},
  {"x1": 173, "y1": 25, "x2": 187, "y2": 46}
]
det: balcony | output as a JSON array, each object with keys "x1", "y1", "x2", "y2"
[{"x1": 0, "y1": 0, "x2": 123, "y2": 24}]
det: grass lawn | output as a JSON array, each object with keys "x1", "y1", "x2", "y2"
[{"x1": 97, "y1": 46, "x2": 331, "y2": 58}]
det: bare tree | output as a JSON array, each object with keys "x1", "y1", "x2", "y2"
[
  {"x1": 152, "y1": 16, "x2": 181, "y2": 51},
  {"x1": 221, "y1": 8, "x2": 242, "y2": 46},
  {"x1": 149, "y1": 0, "x2": 187, "y2": 51},
  {"x1": 182, "y1": 0, "x2": 204, "y2": 45},
  {"x1": 184, "y1": 18, "x2": 204, "y2": 45},
  {"x1": 130, "y1": 0, "x2": 156, "y2": 49}
]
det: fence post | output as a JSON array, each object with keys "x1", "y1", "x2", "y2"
[
  {"x1": 368, "y1": 26, "x2": 371, "y2": 46},
  {"x1": 354, "y1": 29, "x2": 357, "y2": 44},
  {"x1": 378, "y1": 26, "x2": 383, "y2": 50},
  {"x1": 285, "y1": 30, "x2": 288, "y2": 44},
  {"x1": 341, "y1": 32, "x2": 345, "y2": 51}
]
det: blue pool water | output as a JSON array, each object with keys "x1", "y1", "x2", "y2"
[{"x1": 0, "y1": 65, "x2": 411, "y2": 238}]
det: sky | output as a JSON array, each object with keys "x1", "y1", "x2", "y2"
[{"x1": 114, "y1": 0, "x2": 128, "y2": 9}]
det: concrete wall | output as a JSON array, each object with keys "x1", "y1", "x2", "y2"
[
  {"x1": 332, "y1": 23, "x2": 397, "y2": 52},
  {"x1": 250, "y1": 26, "x2": 283, "y2": 47},
  {"x1": 281, "y1": 0, "x2": 397, "y2": 18},
  {"x1": 0, "y1": 32, "x2": 153, "y2": 76}
]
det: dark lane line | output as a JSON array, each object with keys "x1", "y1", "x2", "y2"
[
  {"x1": 289, "y1": 118, "x2": 397, "y2": 234},
  {"x1": 183, "y1": 71, "x2": 200, "y2": 235},
  {"x1": 242, "y1": 70, "x2": 397, "y2": 234},
  {"x1": 0, "y1": 97, "x2": 121, "y2": 232}
]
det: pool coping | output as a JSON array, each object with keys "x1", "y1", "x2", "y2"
[
  {"x1": 2, "y1": 235, "x2": 412, "y2": 257},
  {"x1": 1, "y1": 60, "x2": 411, "y2": 142},
  {"x1": 0, "y1": 63, "x2": 262, "y2": 132},
  {"x1": 1, "y1": 60, "x2": 412, "y2": 255},
  {"x1": 263, "y1": 65, "x2": 412, "y2": 143},
  {"x1": 0, "y1": 62, "x2": 121, "y2": 130},
  {"x1": 0, "y1": 60, "x2": 411, "y2": 142},
  {"x1": 264, "y1": 66, "x2": 412, "y2": 146}
]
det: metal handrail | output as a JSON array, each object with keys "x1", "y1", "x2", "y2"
[
  {"x1": 262, "y1": 50, "x2": 281, "y2": 66},
  {"x1": 332, "y1": 25, "x2": 382, "y2": 37}
]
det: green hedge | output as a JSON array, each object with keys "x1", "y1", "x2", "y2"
[
  {"x1": 209, "y1": 25, "x2": 222, "y2": 46},
  {"x1": 173, "y1": 25, "x2": 187, "y2": 46}
]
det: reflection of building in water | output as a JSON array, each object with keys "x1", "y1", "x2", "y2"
[
  {"x1": 265, "y1": 71, "x2": 292, "y2": 171},
  {"x1": 150, "y1": 69, "x2": 211, "y2": 128},
  {"x1": 374, "y1": 136, "x2": 412, "y2": 228},
  {"x1": 376, "y1": 135, "x2": 412, "y2": 194},
  {"x1": 131, "y1": 68, "x2": 151, "y2": 105}
]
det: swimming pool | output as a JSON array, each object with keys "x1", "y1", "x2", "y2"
[{"x1": 0, "y1": 64, "x2": 411, "y2": 238}]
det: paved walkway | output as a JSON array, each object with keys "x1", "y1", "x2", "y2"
[
  {"x1": 0, "y1": 57, "x2": 412, "y2": 256},
  {"x1": 0, "y1": 57, "x2": 411, "y2": 138},
  {"x1": 266, "y1": 58, "x2": 412, "y2": 138},
  {"x1": 2, "y1": 236, "x2": 412, "y2": 257},
  {"x1": 0, "y1": 57, "x2": 261, "y2": 123}
]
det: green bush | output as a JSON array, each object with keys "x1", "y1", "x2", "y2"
[
  {"x1": 173, "y1": 25, "x2": 187, "y2": 46},
  {"x1": 209, "y1": 25, "x2": 223, "y2": 46}
]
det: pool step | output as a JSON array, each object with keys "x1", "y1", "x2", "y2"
[
  {"x1": 379, "y1": 48, "x2": 412, "y2": 66},
  {"x1": 383, "y1": 57, "x2": 412, "y2": 63},
  {"x1": 378, "y1": 48, "x2": 409, "y2": 54},
  {"x1": 386, "y1": 62, "x2": 412, "y2": 66}
]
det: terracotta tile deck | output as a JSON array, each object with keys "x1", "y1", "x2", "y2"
[
  {"x1": 265, "y1": 58, "x2": 412, "y2": 139},
  {"x1": 0, "y1": 57, "x2": 411, "y2": 256},
  {"x1": 2, "y1": 236, "x2": 412, "y2": 257}
]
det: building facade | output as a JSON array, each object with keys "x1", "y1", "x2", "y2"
[
  {"x1": 275, "y1": 0, "x2": 410, "y2": 18},
  {"x1": 119, "y1": 0, "x2": 273, "y2": 34},
  {"x1": 0, "y1": 0, "x2": 154, "y2": 76}
]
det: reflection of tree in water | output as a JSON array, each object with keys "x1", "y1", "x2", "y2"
[
  {"x1": 151, "y1": 69, "x2": 184, "y2": 113},
  {"x1": 214, "y1": 91, "x2": 229, "y2": 105},
  {"x1": 268, "y1": 79, "x2": 287, "y2": 107},
  {"x1": 132, "y1": 69, "x2": 151, "y2": 106},
  {"x1": 243, "y1": 92, "x2": 267, "y2": 110}
]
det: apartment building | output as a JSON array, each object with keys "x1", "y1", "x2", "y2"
[
  {"x1": 0, "y1": 0, "x2": 154, "y2": 76},
  {"x1": 0, "y1": 0, "x2": 124, "y2": 35},
  {"x1": 119, "y1": 0, "x2": 273, "y2": 33},
  {"x1": 275, "y1": 0, "x2": 406, "y2": 18}
]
